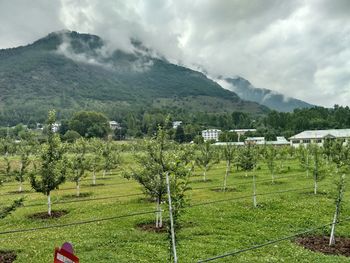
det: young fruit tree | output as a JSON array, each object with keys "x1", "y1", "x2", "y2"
[
  {"x1": 309, "y1": 144, "x2": 325, "y2": 195},
  {"x1": 297, "y1": 145, "x2": 311, "y2": 177},
  {"x1": 0, "y1": 138, "x2": 14, "y2": 180},
  {"x1": 238, "y1": 144, "x2": 257, "y2": 177},
  {"x1": 263, "y1": 145, "x2": 277, "y2": 184},
  {"x1": 101, "y1": 141, "x2": 120, "y2": 177},
  {"x1": 125, "y1": 126, "x2": 190, "y2": 230},
  {"x1": 87, "y1": 138, "x2": 103, "y2": 185},
  {"x1": 221, "y1": 143, "x2": 237, "y2": 191},
  {"x1": 329, "y1": 173, "x2": 346, "y2": 246},
  {"x1": 68, "y1": 138, "x2": 88, "y2": 197},
  {"x1": 165, "y1": 148, "x2": 191, "y2": 262},
  {"x1": 195, "y1": 141, "x2": 219, "y2": 181},
  {"x1": 328, "y1": 140, "x2": 349, "y2": 246},
  {"x1": 11, "y1": 140, "x2": 33, "y2": 192},
  {"x1": 30, "y1": 110, "x2": 67, "y2": 216}
]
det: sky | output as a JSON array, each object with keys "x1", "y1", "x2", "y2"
[{"x1": 0, "y1": 0, "x2": 349, "y2": 107}]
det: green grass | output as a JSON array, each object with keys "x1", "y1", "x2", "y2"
[{"x1": 0, "y1": 154, "x2": 349, "y2": 262}]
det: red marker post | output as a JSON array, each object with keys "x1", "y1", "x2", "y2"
[{"x1": 54, "y1": 242, "x2": 79, "y2": 263}]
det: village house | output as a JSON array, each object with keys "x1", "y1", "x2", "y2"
[
  {"x1": 289, "y1": 129, "x2": 350, "y2": 147},
  {"x1": 109, "y1": 121, "x2": 121, "y2": 130},
  {"x1": 202, "y1": 129, "x2": 221, "y2": 141},
  {"x1": 172, "y1": 121, "x2": 182, "y2": 129}
]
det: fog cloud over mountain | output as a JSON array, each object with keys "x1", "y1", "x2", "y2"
[{"x1": 1, "y1": 0, "x2": 349, "y2": 107}]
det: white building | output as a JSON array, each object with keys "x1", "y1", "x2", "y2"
[
  {"x1": 289, "y1": 129, "x2": 350, "y2": 147},
  {"x1": 172, "y1": 121, "x2": 183, "y2": 129},
  {"x1": 52, "y1": 123, "x2": 60, "y2": 133},
  {"x1": 109, "y1": 121, "x2": 121, "y2": 130},
  {"x1": 202, "y1": 129, "x2": 221, "y2": 141}
]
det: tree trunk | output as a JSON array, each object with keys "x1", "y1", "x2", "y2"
[
  {"x1": 253, "y1": 174, "x2": 257, "y2": 208},
  {"x1": 329, "y1": 206, "x2": 339, "y2": 246},
  {"x1": 76, "y1": 181, "x2": 80, "y2": 197},
  {"x1": 103, "y1": 169, "x2": 106, "y2": 178},
  {"x1": 223, "y1": 161, "x2": 230, "y2": 191},
  {"x1": 47, "y1": 193, "x2": 51, "y2": 216},
  {"x1": 166, "y1": 172, "x2": 178, "y2": 263},
  {"x1": 92, "y1": 169, "x2": 96, "y2": 185},
  {"x1": 203, "y1": 165, "x2": 207, "y2": 181},
  {"x1": 314, "y1": 178, "x2": 317, "y2": 195},
  {"x1": 19, "y1": 181, "x2": 23, "y2": 192},
  {"x1": 271, "y1": 170, "x2": 275, "y2": 184},
  {"x1": 155, "y1": 197, "x2": 162, "y2": 228},
  {"x1": 155, "y1": 199, "x2": 159, "y2": 228}
]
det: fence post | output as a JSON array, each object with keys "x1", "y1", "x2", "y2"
[
  {"x1": 166, "y1": 172, "x2": 178, "y2": 263},
  {"x1": 253, "y1": 174, "x2": 257, "y2": 208}
]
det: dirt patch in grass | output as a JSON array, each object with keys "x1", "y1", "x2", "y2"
[
  {"x1": 61, "y1": 192, "x2": 93, "y2": 199},
  {"x1": 0, "y1": 250, "x2": 17, "y2": 263},
  {"x1": 295, "y1": 236, "x2": 350, "y2": 257},
  {"x1": 27, "y1": 210, "x2": 69, "y2": 219},
  {"x1": 136, "y1": 222, "x2": 168, "y2": 233}
]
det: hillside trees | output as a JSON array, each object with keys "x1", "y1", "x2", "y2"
[
  {"x1": 69, "y1": 111, "x2": 110, "y2": 138},
  {"x1": 30, "y1": 110, "x2": 67, "y2": 216}
]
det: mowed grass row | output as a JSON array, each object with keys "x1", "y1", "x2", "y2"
[{"x1": 0, "y1": 154, "x2": 349, "y2": 262}]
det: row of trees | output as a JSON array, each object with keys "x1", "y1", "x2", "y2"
[
  {"x1": 1, "y1": 112, "x2": 348, "y2": 251},
  {"x1": 0, "y1": 111, "x2": 120, "y2": 215}
]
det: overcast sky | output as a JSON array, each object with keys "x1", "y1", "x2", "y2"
[{"x1": 1, "y1": 0, "x2": 349, "y2": 107}]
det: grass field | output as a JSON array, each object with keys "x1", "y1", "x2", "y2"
[{"x1": 0, "y1": 153, "x2": 349, "y2": 262}]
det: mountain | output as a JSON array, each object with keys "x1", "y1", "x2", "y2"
[
  {"x1": 222, "y1": 77, "x2": 314, "y2": 112},
  {"x1": 0, "y1": 31, "x2": 268, "y2": 125}
]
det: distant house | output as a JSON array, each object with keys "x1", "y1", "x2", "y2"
[
  {"x1": 109, "y1": 121, "x2": 121, "y2": 130},
  {"x1": 229, "y1": 129, "x2": 256, "y2": 141},
  {"x1": 52, "y1": 122, "x2": 60, "y2": 133},
  {"x1": 289, "y1": 129, "x2": 350, "y2": 147},
  {"x1": 202, "y1": 129, "x2": 221, "y2": 141},
  {"x1": 172, "y1": 121, "x2": 183, "y2": 129}
]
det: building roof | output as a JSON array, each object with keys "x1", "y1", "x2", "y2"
[
  {"x1": 289, "y1": 129, "x2": 350, "y2": 140},
  {"x1": 213, "y1": 142, "x2": 245, "y2": 146},
  {"x1": 230, "y1": 129, "x2": 256, "y2": 132},
  {"x1": 202, "y1": 129, "x2": 221, "y2": 132},
  {"x1": 246, "y1": 137, "x2": 265, "y2": 141}
]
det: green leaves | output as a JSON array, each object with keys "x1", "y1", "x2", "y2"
[{"x1": 30, "y1": 111, "x2": 67, "y2": 195}]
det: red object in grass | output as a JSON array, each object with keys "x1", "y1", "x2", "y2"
[{"x1": 54, "y1": 242, "x2": 79, "y2": 263}]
